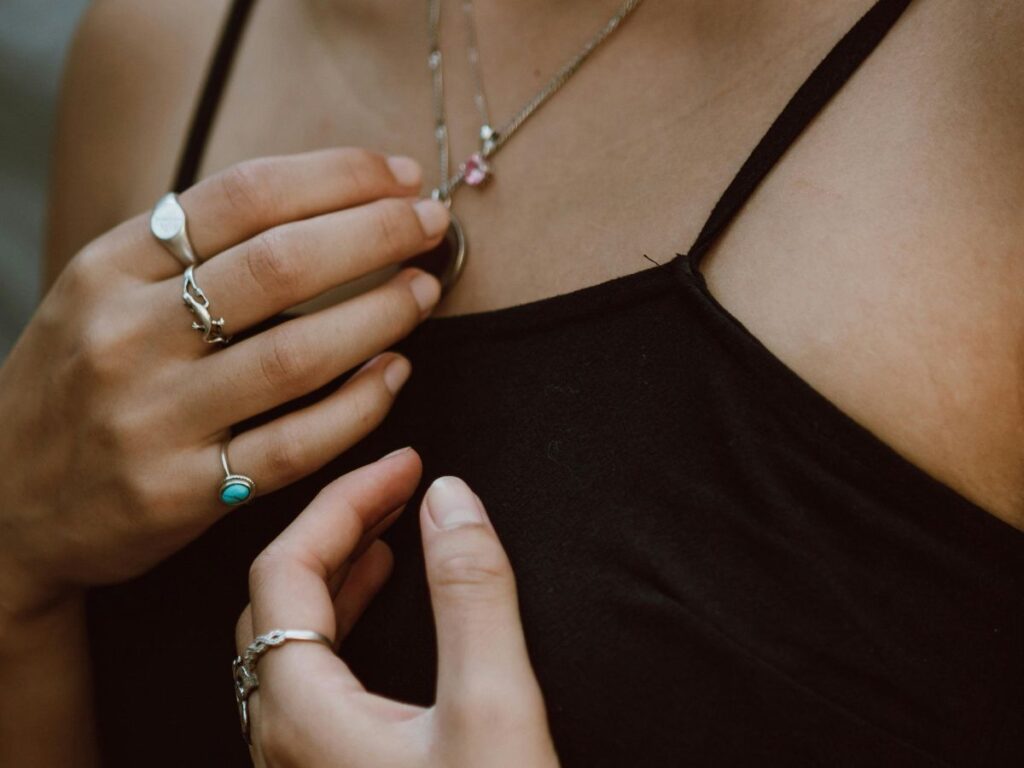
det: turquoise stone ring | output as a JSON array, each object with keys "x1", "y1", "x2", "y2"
[
  {"x1": 219, "y1": 442, "x2": 255, "y2": 506},
  {"x1": 220, "y1": 478, "x2": 254, "y2": 505}
]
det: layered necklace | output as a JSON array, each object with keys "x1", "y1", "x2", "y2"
[{"x1": 414, "y1": 0, "x2": 646, "y2": 291}]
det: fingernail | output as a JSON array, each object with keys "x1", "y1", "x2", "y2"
[
  {"x1": 425, "y1": 476, "x2": 485, "y2": 530},
  {"x1": 383, "y1": 356, "x2": 411, "y2": 395},
  {"x1": 386, "y1": 155, "x2": 422, "y2": 187},
  {"x1": 412, "y1": 198, "x2": 450, "y2": 239},
  {"x1": 379, "y1": 445, "x2": 413, "y2": 461},
  {"x1": 406, "y1": 269, "x2": 441, "y2": 315}
]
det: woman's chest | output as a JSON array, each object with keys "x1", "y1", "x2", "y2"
[
  {"x1": 126, "y1": 0, "x2": 1024, "y2": 522},
  {"x1": 330, "y1": 301, "x2": 1021, "y2": 766}
]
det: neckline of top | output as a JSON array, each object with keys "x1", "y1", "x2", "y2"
[
  {"x1": 407, "y1": 251, "x2": 685, "y2": 341},
  {"x1": 181, "y1": 0, "x2": 912, "y2": 341}
]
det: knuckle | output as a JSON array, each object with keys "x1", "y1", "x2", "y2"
[
  {"x1": 119, "y1": 468, "x2": 165, "y2": 518},
  {"x1": 335, "y1": 147, "x2": 386, "y2": 197},
  {"x1": 346, "y1": 374, "x2": 391, "y2": 430},
  {"x1": 90, "y1": 417, "x2": 163, "y2": 506},
  {"x1": 95, "y1": 460, "x2": 166, "y2": 528},
  {"x1": 245, "y1": 227, "x2": 300, "y2": 296},
  {"x1": 449, "y1": 679, "x2": 535, "y2": 730},
  {"x1": 261, "y1": 425, "x2": 309, "y2": 485},
  {"x1": 248, "y1": 544, "x2": 288, "y2": 596},
  {"x1": 432, "y1": 544, "x2": 513, "y2": 594},
  {"x1": 65, "y1": 243, "x2": 105, "y2": 290},
  {"x1": 372, "y1": 199, "x2": 419, "y2": 259},
  {"x1": 72, "y1": 316, "x2": 127, "y2": 382},
  {"x1": 96, "y1": 409, "x2": 143, "y2": 455},
  {"x1": 220, "y1": 159, "x2": 276, "y2": 221},
  {"x1": 257, "y1": 328, "x2": 308, "y2": 393}
]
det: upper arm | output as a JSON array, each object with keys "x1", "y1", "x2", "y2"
[{"x1": 42, "y1": 0, "x2": 230, "y2": 289}]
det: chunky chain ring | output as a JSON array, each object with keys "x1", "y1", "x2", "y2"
[{"x1": 232, "y1": 629, "x2": 333, "y2": 745}]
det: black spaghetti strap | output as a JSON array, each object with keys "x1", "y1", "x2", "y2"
[
  {"x1": 680, "y1": 0, "x2": 912, "y2": 277},
  {"x1": 175, "y1": 0, "x2": 909, "y2": 254},
  {"x1": 172, "y1": 0, "x2": 256, "y2": 193}
]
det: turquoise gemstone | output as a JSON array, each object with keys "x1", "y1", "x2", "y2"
[{"x1": 220, "y1": 482, "x2": 252, "y2": 505}]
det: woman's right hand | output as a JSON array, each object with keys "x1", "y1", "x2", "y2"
[{"x1": 0, "y1": 147, "x2": 449, "y2": 624}]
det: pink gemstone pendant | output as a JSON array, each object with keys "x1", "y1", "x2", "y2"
[{"x1": 462, "y1": 152, "x2": 491, "y2": 186}]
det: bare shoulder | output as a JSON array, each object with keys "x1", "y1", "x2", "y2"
[
  {"x1": 43, "y1": 0, "x2": 231, "y2": 287},
  {"x1": 704, "y1": 0, "x2": 1024, "y2": 527}
]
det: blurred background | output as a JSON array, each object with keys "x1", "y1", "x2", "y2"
[{"x1": 0, "y1": 0, "x2": 90, "y2": 358}]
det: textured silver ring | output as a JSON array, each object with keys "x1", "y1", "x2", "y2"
[
  {"x1": 182, "y1": 265, "x2": 231, "y2": 345},
  {"x1": 150, "y1": 192, "x2": 199, "y2": 267},
  {"x1": 219, "y1": 441, "x2": 255, "y2": 506},
  {"x1": 232, "y1": 629, "x2": 332, "y2": 745}
]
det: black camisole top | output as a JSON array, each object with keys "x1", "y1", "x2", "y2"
[{"x1": 87, "y1": 0, "x2": 1024, "y2": 765}]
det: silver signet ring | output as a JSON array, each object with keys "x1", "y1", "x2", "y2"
[{"x1": 150, "y1": 192, "x2": 199, "y2": 267}]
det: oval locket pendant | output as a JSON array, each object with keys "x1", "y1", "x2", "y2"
[{"x1": 405, "y1": 212, "x2": 467, "y2": 296}]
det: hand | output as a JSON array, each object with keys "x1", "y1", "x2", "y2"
[
  {"x1": 235, "y1": 447, "x2": 560, "y2": 768},
  {"x1": 0, "y1": 148, "x2": 450, "y2": 623}
]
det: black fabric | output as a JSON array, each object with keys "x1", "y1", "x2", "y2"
[
  {"x1": 88, "y1": 0, "x2": 1024, "y2": 765},
  {"x1": 683, "y1": 0, "x2": 914, "y2": 273},
  {"x1": 171, "y1": 0, "x2": 255, "y2": 194}
]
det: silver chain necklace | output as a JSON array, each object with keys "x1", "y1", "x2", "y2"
[
  {"x1": 428, "y1": 0, "x2": 645, "y2": 201},
  {"x1": 417, "y1": 0, "x2": 644, "y2": 291}
]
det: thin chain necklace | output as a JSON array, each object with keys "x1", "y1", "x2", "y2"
[
  {"x1": 415, "y1": 0, "x2": 645, "y2": 292},
  {"x1": 428, "y1": 0, "x2": 645, "y2": 201}
]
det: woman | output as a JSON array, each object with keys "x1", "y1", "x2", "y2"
[{"x1": 1, "y1": 0, "x2": 1022, "y2": 764}]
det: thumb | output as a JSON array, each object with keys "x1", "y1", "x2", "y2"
[{"x1": 420, "y1": 476, "x2": 540, "y2": 707}]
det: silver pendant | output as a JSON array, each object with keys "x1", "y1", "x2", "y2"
[{"x1": 406, "y1": 211, "x2": 467, "y2": 296}]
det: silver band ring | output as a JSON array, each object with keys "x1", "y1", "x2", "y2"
[
  {"x1": 233, "y1": 629, "x2": 332, "y2": 745},
  {"x1": 150, "y1": 192, "x2": 199, "y2": 267},
  {"x1": 183, "y1": 265, "x2": 231, "y2": 345},
  {"x1": 219, "y1": 441, "x2": 255, "y2": 505}
]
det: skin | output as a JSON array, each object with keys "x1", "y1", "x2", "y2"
[
  {"x1": 1, "y1": 0, "x2": 1022, "y2": 764},
  {"x1": 45, "y1": 0, "x2": 1024, "y2": 523},
  {"x1": 236, "y1": 449, "x2": 559, "y2": 767},
  {"x1": 0, "y1": 147, "x2": 450, "y2": 765}
]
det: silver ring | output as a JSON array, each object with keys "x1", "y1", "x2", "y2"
[
  {"x1": 150, "y1": 192, "x2": 199, "y2": 267},
  {"x1": 183, "y1": 265, "x2": 231, "y2": 345},
  {"x1": 232, "y1": 629, "x2": 332, "y2": 745},
  {"x1": 219, "y1": 441, "x2": 255, "y2": 505}
]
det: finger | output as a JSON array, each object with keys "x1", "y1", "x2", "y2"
[
  {"x1": 249, "y1": 447, "x2": 420, "y2": 638},
  {"x1": 328, "y1": 504, "x2": 404, "y2": 596},
  {"x1": 236, "y1": 537, "x2": 397, "y2": 763},
  {"x1": 115, "y1": 148, "x2": 425, "y2": 280},
  {"x1": 420, "y1": 477, "x2": 545, "y2": 707},
  {"x1": 190, "y1": 267, "x2": 438, "y2": 429},
  {"x1": 219, "y1": 352, "x2": 413, "y2": 495},
  {"x1": 244, "y1": 448, "x2": 420, "y2": 724},
  {"x1": 334, "y1": 540, "x2": 394, "y2": 643},
  {"x1": 236, "y1": 604, "x2": 255, "y2": 656},
  {"x1": 324, "y1": 503, "x2": 403, "y2": 599},
  {"x1": 177, "y1": 196, "x2": 449, "y2": 338}
]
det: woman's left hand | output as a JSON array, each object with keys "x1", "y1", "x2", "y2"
[{"x1": 235, "y1": 446, "x2": 560, "y2": 768}]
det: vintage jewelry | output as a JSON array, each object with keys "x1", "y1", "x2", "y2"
[
  {"x1": 416, "y1": 0, "x2": 644, "y2": 292},
  {"x1": 232, "y1": 629, "x2": 333, "y2": 744},
  {"x1": 428, "y1": 0, "x2": 645, "y2": 199},
  {"x1": 219, "y1": 440, "x2": 255, "y2": 506},
  {"x1": 150, "y1": 192, "x2": 199, "y2": 267},
  {"x1": 182, "y1": 265, "x2": 231, "y2": 345}
]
